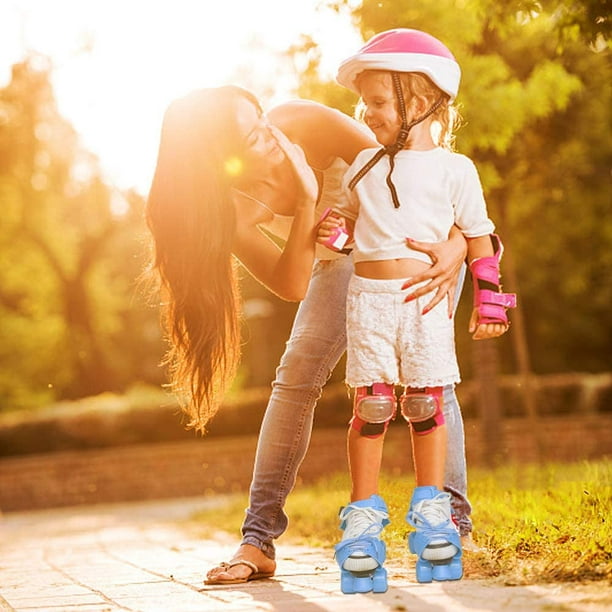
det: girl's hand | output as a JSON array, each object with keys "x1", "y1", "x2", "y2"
[
  {"x1": 468, "y1": 309, "x2": 509, "y2": 340},
  {"x1": 402, "y1": 229, "x2": 468, "y2": 316},
  {"x1": 316, "y1": 210, "x2": 346, "y2": 245}
]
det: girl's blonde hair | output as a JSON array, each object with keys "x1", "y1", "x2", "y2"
[{"x1": 356, "y1": 70, "x2": 461, "y2": 150}]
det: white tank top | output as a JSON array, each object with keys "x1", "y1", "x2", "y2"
[
  {"x1": 261, "y1": 155, "x2": 349, "y2": 261},
  {"x1": 234, "y1": 126, "x2": 351, "y2": 260}
]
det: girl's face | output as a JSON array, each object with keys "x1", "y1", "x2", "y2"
[
  {"x1": 233, "y1": 96, "x2": 285, "y2": 179},
  {"x1": 357, "y1": 71, "x2": 402, "y2": 147}
]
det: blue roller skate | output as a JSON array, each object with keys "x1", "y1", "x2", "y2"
[
  {"x1": 334, "y1": 494, "x2": 390, "y2": 594},
  {"x1": 406, "y1": 486, "x2": 463, "y2": 583}
]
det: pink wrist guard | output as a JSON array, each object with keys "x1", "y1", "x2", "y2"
[{"x1": 470, "y1": 234, "x2": 517, "y2": 325}]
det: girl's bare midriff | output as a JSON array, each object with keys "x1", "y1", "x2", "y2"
[{"x1": 355, "y1": 257, "x2": 431, "y2": 280}]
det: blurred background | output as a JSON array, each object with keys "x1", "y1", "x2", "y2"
[{"x1": 0, "y1": 0, "x2": 610, "y2": 510}]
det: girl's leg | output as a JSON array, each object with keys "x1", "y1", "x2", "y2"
[
  {"x1": 411, "y1": 420, "x2": 447, "y2": 489},
  {"x1": 338, "y1": 425, "x2": 390, "y2": 594},
  {"x1": 348, "y1": 428, "x2": 385, "y2": 501},
  {"x1": 401, "y1": 285, "x2": 464, "y2": 582},
  {"x1": 407, "y1": 401, "x2": 463, "y2": 583}
]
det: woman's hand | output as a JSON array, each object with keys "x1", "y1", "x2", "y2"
[
  {"x1": 268, "y1": 125, "x2": 318, "y2": 207},
  {"x1": 402, "y1": 227, "x2": 468, "y2": 316},
  {"x1": 293, "y1": 146, "x2": 319, "y2": 208}
]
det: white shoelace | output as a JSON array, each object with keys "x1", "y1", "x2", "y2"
[
  {"x1": 340, "y1": 505, "x2": 388, "y2": 541},
  {"x1": 409, "y1": 492, "x2": 459, "y2": 561},
  {"x1": 410, "y1": 492, "x2": 454, "y2": 528}
]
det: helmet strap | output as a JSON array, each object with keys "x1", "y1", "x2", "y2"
[
  {"x1": 387, "y1": 72, "x2": 409, "y2": 154},
  {"x1": 348, "y1": 72, "x2": 446, "y2": 209}
]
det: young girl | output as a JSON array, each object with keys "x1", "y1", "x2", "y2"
[{"x1": 318, "y1": 29, "x2": 516, "y2": 592}]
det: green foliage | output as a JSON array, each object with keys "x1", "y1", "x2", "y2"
[
  {"x1": 465, "y1": 460, "x2": 611, "y2": 581},
  {"x1": 0, "y1": 56, "x2": 164, "y2": 410},
  {"x1": 1, "y1": 1, "x2": 609, "y2": 412}
]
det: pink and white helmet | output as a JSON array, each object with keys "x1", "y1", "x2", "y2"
[{"x1": 337, "y1": 28, "x2": 461, "y2": 101}]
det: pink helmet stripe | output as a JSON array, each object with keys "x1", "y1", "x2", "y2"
[
  {"x1": 337, "y1": 28, "x2": 461, "y2": 101},
  {"x1": 360, "y1": 29, "x2": 456, "y2": 60}
]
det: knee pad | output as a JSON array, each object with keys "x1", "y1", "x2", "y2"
[
  {"x1": 400, "y1": 387, "x2": 444, "y2": 435},
  {"x1": 351, "y1": 383, "x2": 396, "y2": 438}
]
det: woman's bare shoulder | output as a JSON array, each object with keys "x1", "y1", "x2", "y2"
[
  {"x1": 268, "y1": 99, "x2": 348, "y2": 131},
  {"x1": 268, "y1": 99, "x2": 374, "y2": 165}
]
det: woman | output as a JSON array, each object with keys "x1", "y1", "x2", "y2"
[{"x1": 146, "y1": 85, "x2": 471, "y2": 585}]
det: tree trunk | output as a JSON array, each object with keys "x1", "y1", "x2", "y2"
[
  {"x1": 471, "y1": 338, "x2": 506, "y2": 466},
  {"x1": 499, "y1": 243, "x2": 543, "y2": 461}
]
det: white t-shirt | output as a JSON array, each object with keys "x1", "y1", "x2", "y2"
[{"x1": 336, "y1": 147, "x2": 495, "y2": 264}]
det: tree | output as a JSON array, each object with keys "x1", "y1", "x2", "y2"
[{"x1": 0, "y1": 55, "x2": 164, "y2": 409}]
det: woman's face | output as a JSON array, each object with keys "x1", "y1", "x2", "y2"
[{"x1": 233, "y1": 96, "x2": 285, "y2": 179}]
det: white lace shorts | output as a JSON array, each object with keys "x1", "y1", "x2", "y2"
[{"x1": 346, "y1": 275, "x2": 461, "y2": 388}]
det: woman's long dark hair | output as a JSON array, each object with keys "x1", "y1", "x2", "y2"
[{"x1": 146, "y1": 86, "x2": 262, "y2": 432}]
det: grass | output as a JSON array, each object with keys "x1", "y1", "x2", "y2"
[{"x1": 193, "y1": 459, "x2": 611, "y2": 584}]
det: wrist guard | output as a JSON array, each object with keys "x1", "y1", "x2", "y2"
[{"x1": 470, "y1": 234, "x2": 517, "y2": 325}]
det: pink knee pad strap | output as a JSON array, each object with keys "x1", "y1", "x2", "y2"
[
  {"x1": 351, "y1": 382, "x2": 396, "y2": 438},
  {"x1": 470, "y1": 234, "x2": 517, "y2": 325},
  {"x1": 400, "y1": 386, "x2": 445, "y2": 436}
]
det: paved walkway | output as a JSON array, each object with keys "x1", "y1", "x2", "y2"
[{"x1": 0, "y1": 497, "x2": 609, "y2": 612}]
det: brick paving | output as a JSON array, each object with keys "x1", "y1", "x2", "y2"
[{"x1": 1, "y1": 497, "x2": 611, "y2": 612}]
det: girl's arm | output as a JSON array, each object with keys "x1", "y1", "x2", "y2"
[{"x1": 467, "y1": 235, "x2": 516, "y2": 340}]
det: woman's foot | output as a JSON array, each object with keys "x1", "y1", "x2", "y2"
[{"x1": 205, "y1": 544, "x2": 276, "y2": 584}]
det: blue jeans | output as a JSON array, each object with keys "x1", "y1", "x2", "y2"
[{"x1": 241, "y1": 255, "x2": 472, "y2": 560}]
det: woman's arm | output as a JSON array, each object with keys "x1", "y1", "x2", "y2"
[
  {"x1": 232, "y1": 140, "x2": 319, "y2": 302},
  {"x1": 233, "y1": 209, "x2": 317, "y2": 302},
  {"x1": 402, "y1": 225, "x2": 468, "y2": 316},
  {"x1": 268, "y1": 100, "x2": 376, "y2": 168},
  {"x1": 233, "y1": 101, "x2": 374, "y2": 300}
]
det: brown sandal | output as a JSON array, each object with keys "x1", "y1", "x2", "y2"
[{"x1": 204, "y1": 559, "x2": 275, "y2": 585}]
